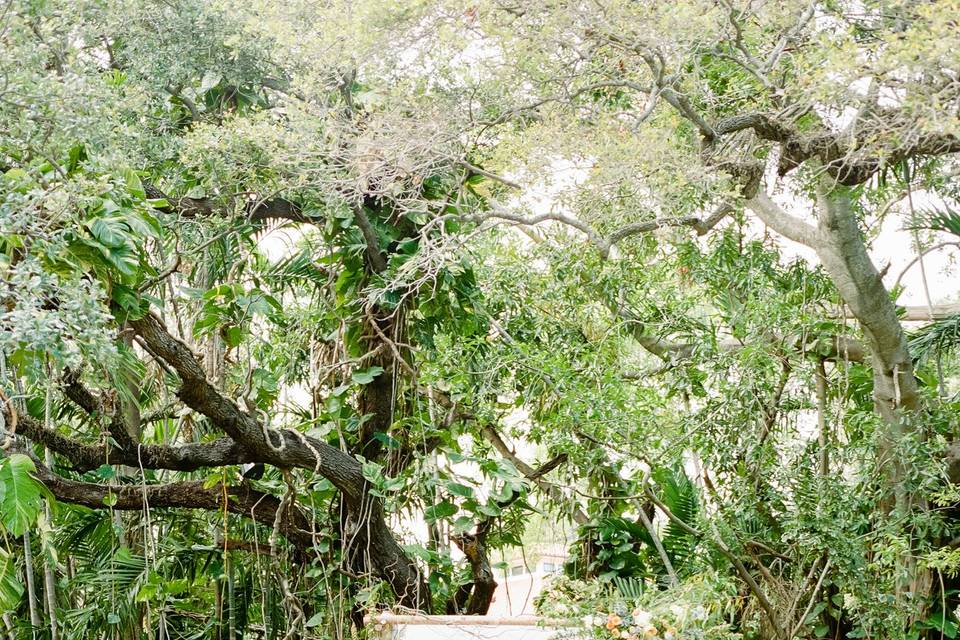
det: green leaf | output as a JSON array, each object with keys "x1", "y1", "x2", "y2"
[
  {"x1": 123, "y1": 168, "x2": 145, "y2": 199},
  {"x1": 200, "y1": 70, "x2": 223, "y2": 92},
  {"x1": 96, "y1": 464, "x2": 117, "y2": 480},
  {"x1": 111, "y1": 283, "x2": 145, "y2": 316},
  {"x1": 66, "y1": 144, "x2": 87, "y2": 173},
  {"x1": 306, "y1": 612, "x2": 324, "y2": 627},
  {"x1": 424, "y1": 501, "x2": 458, "y2": 522},
  {"x1": 453, "y1": 516, "x2": 475, "y2": 534},
  {"x1": 361, "y1": 461, "x2": 384, "y2": 485},
  {"x1": 136, "y1": 583, "x2": 158, "y2": 603},
  {"x1": 352, "y1": 366, "x2": 384, "y2": 385},
  {"x1": 224, "y1": 325, "x2": 243, "y2": 347},
  {"x1": 476, "y1": 502, "x2": 501, "y2": 517},
  {"x1": 445, "y1": 481, "x2": 473, "y2": 498},
  {"x1": 0, "y1": 549, "x2": 23, "y2": 612},
  {"x1": 102, "y1": 492, "x2": 118, "y2": 507},
  {"x1": 0, "y1": 454, "x2": 45, "y2": 536},
  {"x1": 87, "y1": 217, "x2": 129, "y2": 249}
]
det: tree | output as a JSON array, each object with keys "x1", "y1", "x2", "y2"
[{"x1": 1, "y1": 0, "x2": 960, "y2": 638}]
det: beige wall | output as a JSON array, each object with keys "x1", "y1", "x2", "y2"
[{"x1": 486, "y1": 550, "x2": 566, "y2": 616}]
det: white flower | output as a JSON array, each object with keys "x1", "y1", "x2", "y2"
[
  {"x1": 583, "y1": 615, "x2": 605, "y2": 627},
  {"x1": 632, "y1": 608, "x2": 652, "y2": 626},
  {"x1": 691, "y1": 605, "x2": 707, "y2": 622}
]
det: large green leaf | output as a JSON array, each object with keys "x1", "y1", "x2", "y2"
[
  {"x1": 0, "y1": 549, "x2": 23, "y2": 612},
  {"x1": 0, "y1": 454, "x2": 46, "y2": 536}
]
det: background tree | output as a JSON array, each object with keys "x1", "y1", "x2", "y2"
[{"x1": 1, "y1": 1, "x2": 960, "y2": 639}]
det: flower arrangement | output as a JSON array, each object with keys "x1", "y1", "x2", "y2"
[
  {"x1": 580, "y1": 604, "x2": 707, "y2": 640},
  {"x1": 535, "y1": 574, "x2": 740, "y2": 640}
]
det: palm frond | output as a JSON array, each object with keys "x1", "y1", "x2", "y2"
[
  {"x1": 909, "y1": 204, "x2": 960, "y2": 237},
  {"x1": 910, "y1": 313, "x2": 960, "y2": 362},
  {"x1": 263, "y1": 250, "x2": 330, "y2": 289}
]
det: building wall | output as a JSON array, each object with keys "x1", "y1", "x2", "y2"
[{"x1": 486, "y1": 549, "x2": 567, "y2": 616}]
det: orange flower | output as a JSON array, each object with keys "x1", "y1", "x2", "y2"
[{"x1": 606, "y1": 614, "x2": 622, "y2": 630}]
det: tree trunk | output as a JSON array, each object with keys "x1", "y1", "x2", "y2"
[
  {"x1": 814, "y1": 183, "x2": 919, "y2": 500},
  {"x1": 23, "y1": 530, "x2": 40, "y2": 629},
  {"x1": 749, "y1": 179, "x2": 931, "y2": 616},
  {"x1": 812, "y1": 182, "x2": 930, "y2": 607}
]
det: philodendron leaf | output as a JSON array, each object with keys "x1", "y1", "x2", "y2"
[
  {"x1": 352, "y1": 366, "x2": 385, "y2": 385},
  {"x1": 0, "y1": 454, "x2": 46, "y2": 536}
]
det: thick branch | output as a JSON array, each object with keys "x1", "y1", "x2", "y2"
[
  {"x1": 14, "y1": 412, "x2": 253, "y2": 472},
  {"x1": 128, "y1": 313, "x2": 430, "y2": 610},
  {"x1": 130, "y1": 313, "x2": 365, "y2": 499},
  {"x1": 353, "y1": 205, "x2": 388, "y2": 272},
  {"x1": 814, "y1": 184, "x2": 919, "y2": 414},
  {"x1": 746, "y1": 190, "x2": 820, "y2": 246},
  {"x1": 621, "y1": 312, "x2": 867, "y2": 364},
  {"x1": 144, "y1": 183, "x2": 313, "y2": 225},
  {"x1": 450, "y1": 452, "x2": 567, "y2": 615},
  {"x1": 31, "y1": 459, "x2": 314, "y2": 550},
  {"x1": 62, "y1": 370, "x2": 138, "y2": 450},
  {"x1": 714, "y1": 113, "x2": 960, "y2": 185}
]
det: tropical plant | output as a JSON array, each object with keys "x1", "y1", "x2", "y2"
[{"x1": 1, "y1": 0, "x2": 960, "y2": 639}]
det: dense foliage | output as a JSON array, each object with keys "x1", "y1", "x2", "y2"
[{"x1": 1, "y1": 0, "x2": 960, "y2": 638}]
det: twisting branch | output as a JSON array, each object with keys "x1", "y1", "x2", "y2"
[
  {"x1": 619, "y1": 309, "x2": 867, "y2": 364},
  {"x1": 352, "y1": 205, "x2": 388, "y2": 272},
  {"x1": 26, "y1": 452, "x2": 315, "y2": 551},
  {"x1": 473, "y1": 200, "x2": 734, "y2": 258},
  {"x1": 450, "y1": 452, "x2": 569, "y2": 615},
  {"x1": 126, "y1": 312, "x2": 431, "y2": 611},
  {"x1": 164, "y1": 84, "x2": 200, "y2": 121},
  {"x1": 143, "y1": 183, "x2": 312, "y2": 225},
  {"x1": 13, "y1": 412, "x2": 254, "y2": 473},
  {"x1": 746, "y1": 189, "x2": 820, "y2": 247},
  {"x1": 61, "y1": 370, "x2": 137, "y2": 451}
]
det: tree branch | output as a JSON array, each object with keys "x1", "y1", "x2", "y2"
[
  {"x1": 129, "y1": 313, "x2": 368, "y2": 500},
  {"x1": 714, "y1": 112, "x2": 960, "y2": 185},
  {"x1": 143, "y1": 183, "x2": 313, "y2": 225},
  {"x1": 126, "y1": 313, "x2": 430, "y2": 610},
  {"x1": 643, "y1": 482, "x2": 786, "y2": 639},
  {"x1": 14, "y1": 412, "x2": 253, "y2": 473},
  {"x1": 480, "y1": 423, "x2": 589, "y2": 525},
  {"x1": 746, "y1": 189, "x2": 820, "y2": 246},
  {"x1": 29, "y1": 456, "x2": 315, "y2": 550},
  {"x1": 475, "y1": 201, "x2": 733, "y2": 258}
]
